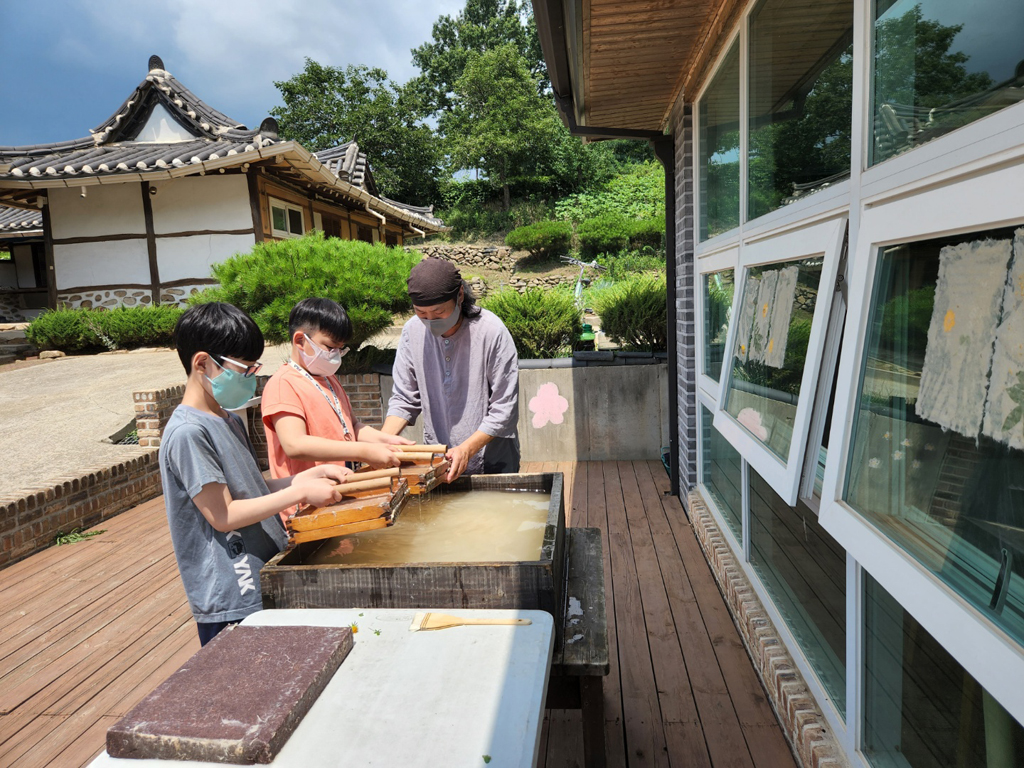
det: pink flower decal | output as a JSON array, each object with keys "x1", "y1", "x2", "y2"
[
  {"x1": 736, "y1": 407, "x2": 769, "y2": 441},
  {"x1": 529, "y1": 382, "x2": 569, "y2": 429}
]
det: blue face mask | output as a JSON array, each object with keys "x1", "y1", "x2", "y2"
[
  {"x1": 206, "y1": 357, "x2": 259, "y2": 410},
  {"x1": 421, "y1": 300, "x2": 462, "y2": 337}
]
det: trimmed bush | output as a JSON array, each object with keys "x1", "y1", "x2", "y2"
[
  {"x1": 598, "y1": 250, "x2": 667, "y2": 282},
  {"x1": 505, "y1": 220, "x2": 572, "y2": 259},
  {"x1": 482, "y1": 288, "x2": 582, "y2": 359},
  {"x1": 593, "y1": 274, "x2": 667, "y2": 351},
  {"x1": 26, "y1": 306, "x2": 183, "y2": 352},
  {"x1": 190, "y1": 232, "x2": 417, "y2": 347},
  {"x1": 578, "y1": 215, "x2": 632, "y2": 258},
  {"x1": 628, "y1": 216, "x2": 665, "y2": 250}
]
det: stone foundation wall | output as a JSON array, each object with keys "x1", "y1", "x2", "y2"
[
  {"x1": 159, "y1": 283, "x2": 212, "y2": 306},
  {"x1": 506, "y1": 274, "x2": 573, "y2": 293},
  {"x1": 688, "y1": 490, "x2": 848, "y2": 768},
  {"x1": 0, "y1": 293, "x2": 29, "y2": 322},
  {"x1": 58, "y1": 288, "x2": 153, "y2": 309},
  {"x1": 414, "y1": 244, "x2": 515, "y2": 270},
  {"x1": 0, "y1": 451, "x2": 162, "y2": 570}
]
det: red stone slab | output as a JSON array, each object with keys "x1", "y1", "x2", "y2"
[{"x1": 106, "y1": 624, "x2": 354, "y2": 764}]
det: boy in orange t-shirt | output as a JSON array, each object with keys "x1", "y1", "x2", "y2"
[{"x1": 262, "y1": 299, "x2": 413, "y2": 518}]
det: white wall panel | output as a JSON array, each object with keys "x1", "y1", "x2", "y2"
[
  {"x1": 49, "y1": 185, "x2": 146, "y2": 239},
  {"x1": 53, "y1": 240, "x2": 150, "y2": 289},
  {"x1": 156, "y1": 233, "x2": 255, "y2": 283},
  {"x1": 150, "y1": 175, "x2": 252, "y2": 234}
]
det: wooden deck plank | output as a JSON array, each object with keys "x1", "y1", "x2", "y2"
[
  {"x1": 616, "y1": 462, "x2": 716, "y2": 768},
  {"x1": 602, "y1": 462, "x2": 669, "y2": 767}
]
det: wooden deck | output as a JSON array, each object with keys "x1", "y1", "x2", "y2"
[{"x1": 0, "y1": 461, "x2": 796, "y2": 768}]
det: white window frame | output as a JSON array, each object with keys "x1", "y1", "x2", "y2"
[
  {"x1": 714, "y1": 215, "x2": 846, "y2": 506},
  {"x1": 819, "y1": 159, "x2": 1024, "y2": 726},
  {"x1": 696, "y1": 245, "x2": 740, "y2": 398},
  {"x1": 268, "y1": 197, "x2": 305, "y2": 239}
]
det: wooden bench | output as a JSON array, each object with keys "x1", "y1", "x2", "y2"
[{"x1": 546, "y1": 527, "x2": 609, "y2": 768}]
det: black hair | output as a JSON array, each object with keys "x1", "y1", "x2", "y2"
[
  {"x1": 460, "y1": 280, "x2": 482, "y2": 319},
  {"x1": 288, "y1": 298, "x2": 353, "y2": 344},
  {"x1": 173, "y1": 302, "x2": 264, "y2": 374}
]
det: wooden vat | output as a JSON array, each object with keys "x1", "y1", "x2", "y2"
[{"x1": 261, "y1": 473, "x2": 566, "y2": 617}]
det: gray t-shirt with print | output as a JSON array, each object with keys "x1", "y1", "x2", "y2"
[{"x1": 159, "y1": 405, "x2": 288, "y2": 624}]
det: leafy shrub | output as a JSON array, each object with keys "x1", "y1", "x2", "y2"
[
  {"x1": 597, "y1": 250, "x2": 666, "y2": 282},
  {"x1": 338, "y1": 344, "x2": 398, "y2": 375},
  {"x1": 628, "y1": 217, "x2": 665, "y2": 250},
  {"x1": 555, "y1": 162, "x2": 666, "y2": 224},
  {"x1": 26, "y1": 306, "x2": 183, "y2": 352},
  {"x1": 578, "y1": 215, "x2": 632, "y2": 258},
  {"x1": 593, "y1": 274, "x2": 667, "y2": 351},
  {"x1": 482, "y1": 288, "x2": 582, "y2": 359},
  {"x1": 505, "y1": 220, "x2": 572, "y2": 259},
  {"x1": 190, "y1": 232, "x2": 416, "y2": 347}
]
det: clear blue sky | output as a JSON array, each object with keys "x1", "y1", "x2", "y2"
[{"x1": 0, "y1": 0, "x2": 463, "y2": 146}]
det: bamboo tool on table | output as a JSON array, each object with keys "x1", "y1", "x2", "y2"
[{"x1": 409, "y1": 612, "x2": 532, "y2": 632}]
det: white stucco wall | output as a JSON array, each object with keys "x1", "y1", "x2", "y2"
[
  {"x1": 150, "y1": 175, "x2": 252, "y2": 234},
  {"x1": 12, "y1": 245, "x2": 36, "y2": 288},
  {"x1": 48, "y1": 184, "x2": 146, "y2": 239},
  {"x1": 156, "y1": 233, "x2": 256, "y2": 283},
  {"x1": 53, "y1": 240, "x2": 151, "y2": 290}
]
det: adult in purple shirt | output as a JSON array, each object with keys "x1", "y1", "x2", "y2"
[{"x1": 382, "y1": 258, "x2": 520, "y2": 482}]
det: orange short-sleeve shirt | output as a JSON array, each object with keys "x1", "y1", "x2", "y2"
[{"x1": 261, "y1": 362, "x2": 356, "y2": 482}]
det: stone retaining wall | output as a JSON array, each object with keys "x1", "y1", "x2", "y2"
[
  {"x1": 414, "y1": 243, "x2": 515, "y2": 270},
  {"x1": 687, "y1": 490, "x2": 847, "y2": 768},
  {"x1": 58, "y1": 288, "x2": 153, "y2": 309},
  {"x1": 0, "y1": 451, "x2": 161, "y2": 570}
]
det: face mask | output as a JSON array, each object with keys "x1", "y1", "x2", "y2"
[
  {"x1": 421, "y1": 300, "x2": 462, "y2": 337},
  {"x1": 206, "y1": 358, "x2": 259, "y2": 410},
  {"x1": 298, "y1": 334, "x2": 343, "y2": 376}
]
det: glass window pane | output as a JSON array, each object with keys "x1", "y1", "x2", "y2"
[
  {"x1": 863, "y1": 574, "x2": 1024, "y2": 767},
  {"x1": 288, "y1": 208, "x2": 304, "y2": 235},
  {"x1": 699, "y1": 40, "x2": 740, "y2": 241},
  {"x1": 703, "y1": 269, "x2": 735, "y2": 382},
  {"x1": 725, "y1": 257, "x2": 824, "y2": 460},
  {"x1": 748, "y1": 0, "x2": 853, "y2": 219},
  {"x1": 846, "y1": 226, "x2": 1024, "y2": 647},
  {"x1": 750, "y1": 467, "x2": 846, "y2": 716},
  {"x1": 871, "y1": 0, "x2": 1024, "y2": 165},
  {"x1": 271, "y1": 205, "x2": 287, "y2": 233},
  {"x1": 701, "y1": 404, "x2": 743, "y2": 540}
]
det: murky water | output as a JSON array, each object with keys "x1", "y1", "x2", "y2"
[{"x1": 305, "y1": 490, "x2": 552, "y2": 565}]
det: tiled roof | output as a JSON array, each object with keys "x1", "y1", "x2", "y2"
[
  {"x1": 380, "y1": 196, "x2": 445, "y2": 230},
  {"x1": 0, "y1": 205, "x2": 42, "y2": 233},
  {"x1": 0, "y1": 55, "x2": 445, "y2": 233}
]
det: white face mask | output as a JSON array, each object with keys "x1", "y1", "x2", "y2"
[{"x1": 298, "y1": 334, "x2": 344, "y2": 376}]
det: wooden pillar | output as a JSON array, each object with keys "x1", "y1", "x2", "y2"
[
  {"x1": 140, "y1": 181, "x2": 161, "y2": 305},
  {"x1": 247, "y1": 169, "x2": 264, "y2": 243},
  {"x1": 41, "y1": 198, "x2": 57, "y2": 310},
  {"x1": 653, "y1": 134, "x2": 679, "y2": 497}
]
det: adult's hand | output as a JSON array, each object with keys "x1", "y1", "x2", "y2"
[{"x1": 445, "y1": 443, "x2": 472, "y2": 483}]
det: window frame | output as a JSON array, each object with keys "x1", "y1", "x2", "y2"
[
  {"x1": 713, "y1": 215, "x2": 847, "y2": 506},
  {"x1": 268, "y1": 197, "x2": 305, "y2": 239},
  {"x1": 818, "y1": 159, "x2": 1024, "y2": 726},
  {"x1": 696, "y1": 245, "x2": 740, "y2": 398}
]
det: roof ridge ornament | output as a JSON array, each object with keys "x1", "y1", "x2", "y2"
[
  {"x1": 148, "y1": 55, "x2": 165, "y2": 72},
  {"x1": 258, "y1": 118, "x2": 279, "y2": 141}
]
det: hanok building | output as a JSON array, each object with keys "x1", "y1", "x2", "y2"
[
  {"x1": 535, "y1": 1, "x2": 1024, "y2": 767},
  {"x1": 0, "y1": 55, "x2": 444, "y2": 317}
]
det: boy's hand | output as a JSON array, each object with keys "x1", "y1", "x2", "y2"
[
  {"x1": 296, "y1": 464, "x2": 352, "y2": 484},
  {"x1": 362, "y1": 443, "x2": 403, "y2": 468},
  {"x1": 296, "y1": 477, "x2": 344, "y2": 508},
  {"x1": 377, "y1": 433, "x2": 416, "y2": 446}
]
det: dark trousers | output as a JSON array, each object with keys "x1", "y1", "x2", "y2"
[{"x1": 196, "y1": 620, "x2": 238, "y2": 647}]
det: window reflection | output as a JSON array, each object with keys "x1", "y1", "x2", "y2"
[
  {"x1": 700, "y1": 41, "x2": 740, "y2": 240},
  {"x1": 725, "y1": 257, "x2": 823, "y2": 460},
  {"x1": 872, "y1": 0, "x2": 1024, "y2": 165},
  {"x1": 701, "y1": 404, "x2": 743, "y2": 539},
  {"x1": 748, "y1": 0, "x2": 853, "y2": 219},
  {"x1": 847, "y1": 226, "x2": 1024, "y2": 647},
  {"x1": 703, "y1": 269, "x2": 735, "y2": 382}
]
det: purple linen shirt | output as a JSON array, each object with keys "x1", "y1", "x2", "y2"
[{"x1": 387, "y1": 307, "x2": 520, "y2": 475}]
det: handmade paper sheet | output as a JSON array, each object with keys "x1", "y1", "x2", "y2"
[
  {"x1": 748, "y1": 269, "x2": 779, "y2": 364},
  {"x1": 982, "y1": 228, "x2": 1024, "y2": 450},
  {"x1": 733, "y1": 273, "x2": 760, "y2": 363},
  {"x1": 764, "y1": 265, "x2": 799, "y2": 369}
]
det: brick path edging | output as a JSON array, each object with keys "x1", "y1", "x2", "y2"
[{"x1": 687, "y1": 490, "x2": 849, "y2": 768}]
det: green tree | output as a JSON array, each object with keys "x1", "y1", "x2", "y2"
[
  {"x1": 411, "y1": 0, "x2": 546, "y2": 115},
  {"x1": 271, "y1": 60, "x2": 440, "y2": 204},
  {"x1": 445, "y1": 44, "x2": 560, "y2": 209}
]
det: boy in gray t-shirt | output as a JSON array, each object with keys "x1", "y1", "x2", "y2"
[{"x1": 161, "y1": 303, "x2": 349, "y2": 646}]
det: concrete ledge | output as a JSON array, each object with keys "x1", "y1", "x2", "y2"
[
  {"x1": 687, "y1": 489, "x2": 848, "y2": 768},
  {"x1": 0, "y1": 450, "x2": 162, "y2": 570}
]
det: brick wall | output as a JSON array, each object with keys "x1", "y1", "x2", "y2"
[
  {"x1": 133, "y1": 385, "x2": 186, "y2": 447},
  {"x1": 337, "y1": 373, "x2": 385, "y2": 427},
  {"x1": 688, "y1": 490, "x2": 848, "y2": 768},
  {"x1": 673, "y1": 101, "x2": 698, "y2": 499},
  {"x1": 0, "y1": 451, "x2": 161, "y2": 570}
]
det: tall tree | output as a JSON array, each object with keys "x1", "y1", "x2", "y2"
[
  {"x1": 444, "y1": 45, "x2": 558, "y2": 209},
  {"x1": 271, "y1": 60, "x2": 440, "y2": 204},
  {"x1": 411, "y1": 0, "x2": 546, "y2": 115}
]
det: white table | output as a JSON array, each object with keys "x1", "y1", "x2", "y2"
[{"x1": 90, "y1": 608, "x2": 554, "y2": 768}]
